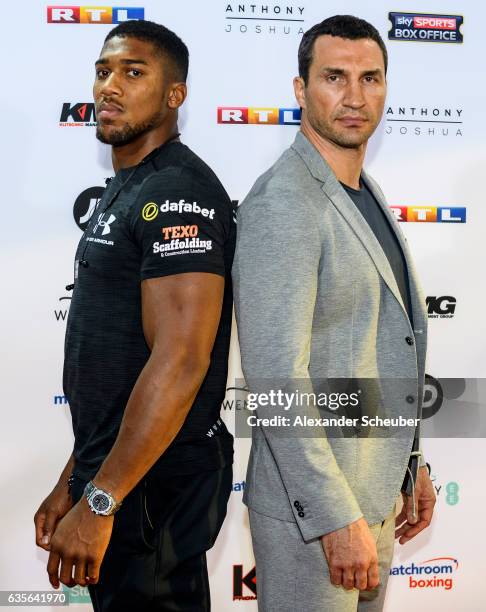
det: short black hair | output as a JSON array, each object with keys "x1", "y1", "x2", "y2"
[
  {"x1": 298, "y1": 15, "x2": 388, "y2": 84},
  {"x1": 104, "y1": 19, "x2": 189, "y2": 82}
]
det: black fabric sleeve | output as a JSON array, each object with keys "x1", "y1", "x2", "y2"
[{"x1": 129, "y1": 171, "x2": 230, "y2": 281}]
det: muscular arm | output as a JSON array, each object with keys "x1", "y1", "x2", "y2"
[{"x1": 92, "y1": 272, "x2": 224, "y2": 502}]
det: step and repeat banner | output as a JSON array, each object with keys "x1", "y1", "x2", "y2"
[{"x1": 2, "y1": 1, "x2": 485, "y2": 610}]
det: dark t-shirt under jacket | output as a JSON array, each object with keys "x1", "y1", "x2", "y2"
[{"x1": 341, "y1": 179, "x2": 413, "y2": 325}]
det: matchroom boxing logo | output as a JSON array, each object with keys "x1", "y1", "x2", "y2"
[
  {"x1": 388, "y1": 13, "x2": 463, "y2": 43},
  {"x1": 390, "y1": 557, "x2": 459, "y2": 590}
]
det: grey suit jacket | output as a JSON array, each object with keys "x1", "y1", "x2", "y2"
[{"x1": 232, "y1": 131, "x2": 428, "y2": 541}]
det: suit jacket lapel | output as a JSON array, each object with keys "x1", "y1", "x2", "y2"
[
  {"x1": 291, "y1": 131, "x2": 409, "y2": 322},
  {"x1": 361, "y1": 170, "x2": 427, "y2": 334}
]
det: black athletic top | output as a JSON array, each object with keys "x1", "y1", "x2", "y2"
[{"x1": 64, "y1": 140, "x2": 235, "y2": 480}]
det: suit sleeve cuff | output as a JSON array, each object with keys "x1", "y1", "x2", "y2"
[{"x1": 295, "y1": 505, "x2": 363, "y2": 542}]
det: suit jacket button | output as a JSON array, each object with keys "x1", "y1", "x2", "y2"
[
  {"x1": 406, "y1": 336, "x2": 414, "y2": 345},
  {"x1": 298, "y1": 511, "x2": 305, "y2": 518},
  {"x1": 406, "y1": 395, "x2": 415, "y2": 404},
  {"x1": 294, "y1": 501, "x2": 300, "y2": 508}
]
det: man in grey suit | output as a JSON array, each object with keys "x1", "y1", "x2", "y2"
[{"x1": 232, "y1": 15, "x2": 436, "y2": 611}]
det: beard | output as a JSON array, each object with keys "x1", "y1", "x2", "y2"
[{"x1": 96, "y1": 109, "x2": 164, "y2": 147}]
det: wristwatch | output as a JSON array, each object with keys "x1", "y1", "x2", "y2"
[{"x1": 84, "y1": 481, "x2": 122, "y2": 516}]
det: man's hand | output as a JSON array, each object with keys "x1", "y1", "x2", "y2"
[
  {"x1": 46, "y1": 498, "x2": 114, "y2": 589},
  {"x1": 34, "y1": 484, "x2": 73, "y2": 551},
  {"x1": 321, "y1": 517, "x2": 379, "y2": 591},
  {"x1": 395, "y1": 466, "x2": 436, "y2": 545}
]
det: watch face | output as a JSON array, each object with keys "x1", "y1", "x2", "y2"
[{"x1": 92, "y1": 493, "x2": 110, "y2": 513}]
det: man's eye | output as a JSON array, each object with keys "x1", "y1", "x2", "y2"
[
  {"x1": 364, "y1": 76, "x2": 376, "y2": 83},
  {"x1": 327, "y1": 75, "x2": 340, "y2": 82},
  {"x1": 128, "y1": 69, "x2": 142, "y2": 77},
  {"x1": 96, "y1": 69, "x2": 109, "y2": 79}
]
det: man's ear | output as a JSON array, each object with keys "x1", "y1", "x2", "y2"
[
  {"x1": 167, "y1": 82, "x2": 187, "y2": 109},
  {"x1": 293, "y1": 76, "x2": 306, "y2": 110}
]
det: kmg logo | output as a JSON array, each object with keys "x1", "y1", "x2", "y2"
[
  {"x1": 233, "y1": 564, "x2": 256, "y2": 601},
  {"x1": 59, "y1": 103, "x2": 96, "y2": 126}
]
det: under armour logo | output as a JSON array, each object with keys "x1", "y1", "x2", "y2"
[{"x1": 94, "y1": 213, "x2": 116, "y2": 236}]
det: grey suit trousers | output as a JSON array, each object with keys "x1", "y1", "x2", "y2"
[{"x1": 249, "y1": 507, "x2": 396, "y2": 612}]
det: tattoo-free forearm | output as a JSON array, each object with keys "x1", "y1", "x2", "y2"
[
  {"x1": 91, "y1": 348, "x2": 209, "y2": 501},
  {"x1": 56, "y1": 453, "x2": 75, "y2": 488}
]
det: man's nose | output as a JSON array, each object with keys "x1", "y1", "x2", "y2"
[
  {"x1": 342, "y1": 80, "x2": 365, "y2": 109},
  {"x1": 98, "y1": 72, "x2": 123, "y2": 97}
]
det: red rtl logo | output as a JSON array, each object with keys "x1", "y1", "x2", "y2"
[{"x1": 48, "y1": 6, "x2": 80, "y2": 23}]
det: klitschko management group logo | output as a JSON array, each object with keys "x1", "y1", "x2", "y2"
[
  {"x1": 426, "y1": 296, "x2": 457, "y2": 319},
  {"x1": 233, "y1": 564, "x2": 257, "y2": 601},
  {"x1": 47, "y1": 6, "x2": 144, "y2": 24},
  {"x1": 388, "y1": 13, "x2": 463, "y2": 43},
  {"x1": 60, "y1": 103, "x2": 96, "y2": 127}
]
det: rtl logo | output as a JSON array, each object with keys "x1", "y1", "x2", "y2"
[
  {"x1": 390, "y1": 206, "x2": 466, "y2": 223},
  {"x1": 47, "y1": 6, "x2": 144, "y2": 24},
  {"x1": 59, "y1": 103, "x2": 96, "y2": 126},
  {"x1": 233, "y1": 564, "x2": 257, "y2": 601},
  {"x1": 218, "y1": 107, "x2": 301, "y2": 125}
]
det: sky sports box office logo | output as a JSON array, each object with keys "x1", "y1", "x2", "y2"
[
  {"x1": 388, "y1": 13, "x2": 463, "y2": 43},
  {"x1": 47, "y1": 6, "x2": 144, "y2": 23}
]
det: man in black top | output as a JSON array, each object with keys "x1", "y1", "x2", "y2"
[{"x1": 34, "y1": 20, "x2": 235, "y2": 610}]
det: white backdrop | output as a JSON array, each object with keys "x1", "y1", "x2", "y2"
[{"x1": 1, "y1": 1, "x2": 485, "y2": 610}]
